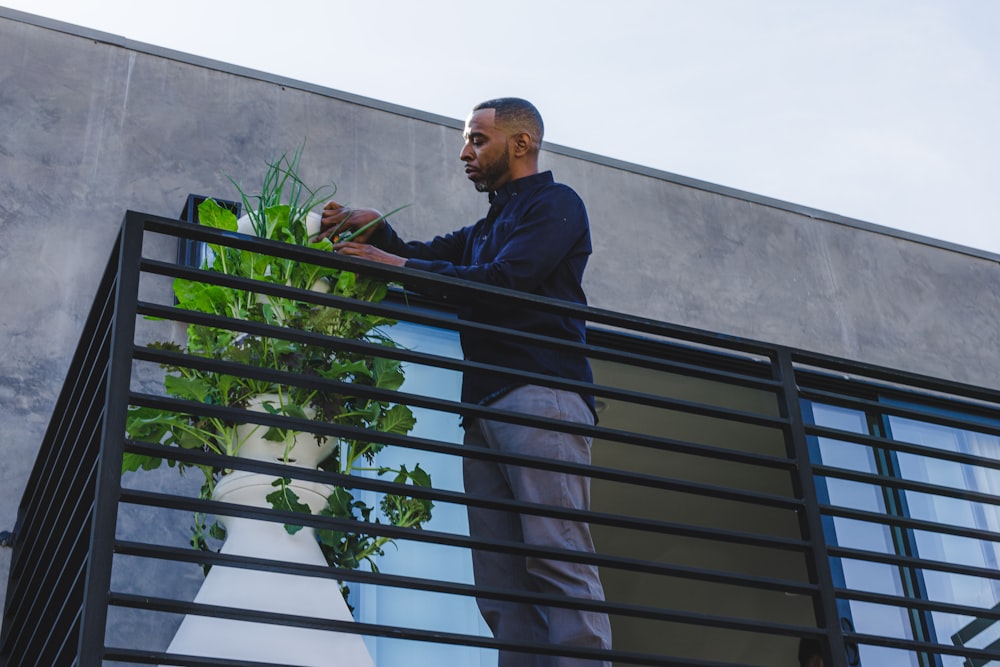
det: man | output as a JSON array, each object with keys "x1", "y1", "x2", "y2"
[{"x1": 319, "y1": 97, "x2": 612, "y2": 666}]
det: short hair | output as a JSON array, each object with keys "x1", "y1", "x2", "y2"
[{"x1": 473, "y1": 97, "x2": 544, "y2": 147}]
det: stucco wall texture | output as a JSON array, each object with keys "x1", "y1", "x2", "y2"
[{"x1": 2, "y1": 8, "x2": 1000, "y2": 633}]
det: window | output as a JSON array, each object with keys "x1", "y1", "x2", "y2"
[{"x1": 806, "y1": 397, "x2": 1000, "y2": 667}]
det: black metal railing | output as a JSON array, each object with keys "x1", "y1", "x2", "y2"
[{"x1": 3, "y1": 208, "x2": 1000, "y2": 667}]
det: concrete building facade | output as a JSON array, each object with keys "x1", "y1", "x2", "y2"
[{"x1": 2, "y1": 8, "x2": 1000, "y2": 664}]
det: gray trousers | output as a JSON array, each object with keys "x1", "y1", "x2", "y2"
[{"x1": 463, "y1": 385, "x2": 612, "y2": 667}]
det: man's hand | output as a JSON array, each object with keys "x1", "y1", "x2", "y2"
[
  {"x1": 333, "y1": 241, "x2": 406, "y2": 266},
  {"x1": 316, "y1": 200, "x2": 386, "y2": 243}
]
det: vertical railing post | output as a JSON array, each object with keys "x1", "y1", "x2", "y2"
[
  {"x1": 773, "y1": 348, "x2": 851, "y2": 667},
  {"x1": 76, "y1": 213, "x2": 145, "y2": 665}
]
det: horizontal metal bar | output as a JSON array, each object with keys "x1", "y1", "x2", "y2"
[
  {"x1": 132, "y1": 342, "x2": 794, "y2": 475},
  {"x1": 123, "y1": 439, "x2": 808, "y2": 553},
  {"x1": 119, "y1": 488, "x2": 818, "y2": 597},
  {"x1": 821, "y1": 504, "x2": 1000, "y2": 543},
  {"x1": 102, "y1": 647, "x2": 304, "y2": 667},
  {"x1": 585, "y1": 327, "x2": 775, "y2": 382},
  {"x1": 580, "y1": 331, "x2": 778, "y2": 390},
  {"x1": 805, "y1": 423, "x2": 1000, "y2": 472},
  {"x1": 837, "y1": 587, "x2": 1000, "y2": 623},
  {"x1": 791, "y1": 348, "x2": 1000, "y2": 410},
  {"x1": 796, "y1": 366, "x2": 1000, "y2": 428},
  {"x1": 135, "y1": 297, "x2": 792, "y2": 434},
  {"x1": 813, "y1": 463, "x2": 1000, "y2": 508},
  {"x1": 829, "y1": 544, "x2": 1000, "y2": 582},
  {"x1": 142, "y1": 213, "x2": 1000, "y2": 414},
  {"x1": 108, "y1": 591, "x2": 770, "y2": 667},
  {"x1": 802, "y1": 386, "x2": 1000, "y2": 439},
  {"x1": 140, "y1": 214, "x2": 781, "y2": 359},
  {"x1": 114, "y1": 540, "x2": 821, "y2": 639},
  {"x1": 842, "y1": 629, "x2": 1000, "y2": 664},
  {"x1": 127, "y1": 392, "x2": 802, "y2": 511},
  {"x1": 142, "y1": 258, "x2": 780, "y2": 396},
  {"x1": 138, "y1": 259, "x2": 522, "y2": 353}
]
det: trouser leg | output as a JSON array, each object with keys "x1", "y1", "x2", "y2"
[
  {"x1": 465, "y1": 413, "x2": 548, "y2": 667},
  {"x1": 464, "y1": 385, "x2": 612, "y2": 667}
]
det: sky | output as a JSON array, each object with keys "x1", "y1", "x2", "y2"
[{"x1": 5, "y1": 0, "x2": 1000, "y2": 254}]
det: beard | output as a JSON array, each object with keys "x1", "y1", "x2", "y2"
[{"x1": 472, "y1": 144, "x2": 511, "y2": 192}]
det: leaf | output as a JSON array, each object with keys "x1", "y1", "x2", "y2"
[
  {"x1": 281, "y1": 404, "x2": 309, "y2": 420},
  {"x1": 209, "y1": 521, "x2": 228, "y2": 541},
  {"x1": 258, "y1": 397, "x2": 307, "y2": 420},
  {"x1": 378, "y1": 404, "x2": 417, "y2": 435},
  {"x1": 173, "y1": 279, "x2": 236, "y2": 315},
  {"x1": 263, "y1": 204, "x2": 291, "y2": 240},
  {"x1": 176, "y1": 428, "x2": 211, "y2": 450},
  {"x1": 198, "y1": 198, "x2": 239, "y2": 231},
  {"x1": 121, "y1": 451, "x2": 162, "y2": 473},
  {"x1": 335, "y1": 271, "x2": 357, "y2": 294},
  {"x1": 262, "y1": 426, "x2": 287, "y2": 442},
  {"x1": 265, "y1": 477, "x2": 311, "y2": 534},
  {"x1": 258, "y1": 399, "x2": 282, "y2": 415},
  {"x1": 307, "y1": 237, "x2": 333, "y2": 251},
  {"x1": 372, "y1": 357, "x2": 405, "y2": 391},
  {"x1": 404, "y1": 463, "x2": 432, "y2": 488},
  {"x1": 324, "y1": 486, "x2": 357, "y2": 518},
  {"x1": 163, "y1": 374, "x2": 214, "y2": 403},
  {"x1": 321, "y1": 358, "x2": 374, "y2": 382},
  {"x1": 124, "y1": 405, "x2": 196, "y2": 448},
  {"x1": 317, "y1": 528, "x2": 346, "y2": 548}
]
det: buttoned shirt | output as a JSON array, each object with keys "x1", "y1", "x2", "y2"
[{"x1": 371, "y1": 171, "x2": 594, "y2": 411}]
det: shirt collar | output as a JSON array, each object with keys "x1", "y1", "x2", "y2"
[{"x1": 487, "y1": 171, "x2": 554, "y2": 204}]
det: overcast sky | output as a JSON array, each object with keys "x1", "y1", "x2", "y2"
[{"x1": 6, "y1": 0, "x2": 999, "y2": 254}]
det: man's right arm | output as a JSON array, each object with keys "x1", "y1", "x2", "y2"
[{"x1": 320, "y1": 200, "x2": 472, "y2": 264}]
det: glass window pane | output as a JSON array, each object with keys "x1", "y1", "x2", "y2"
[
  {"x1": 884, "y1": 414, "x2": 1000, "y2": 654},
  {"x1": 811, "y1": 403, "x2": 869, "y2": 434},
  {"x1": 832, "y1": 517, "x2": 895, "y2": 552},
  {"x1": 818, "y1": 438, "x2": 878, "y2": 473},
  {"x1": 354, "y1": 321, "x2": 491, "y2": 665},
  {"x1": 840, "y1": 559, "x2": 903, "y2": 597},
  {"x1": 854, "y1": 643, "x2": 922, "y2": 667},
  {"x1": 849, "y1": 600, "x2": 911, "y2": 639},
  {"x1": 825, "y1": 479, "x2": 886, "y2": 513}
]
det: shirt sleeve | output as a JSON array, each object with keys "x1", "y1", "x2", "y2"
[
  {"x1": 399, "y1": 187, "x2": 589, "y2": 294},
  {"x1": 370, "y1": 221, "x2": 472, "y2": 264}
]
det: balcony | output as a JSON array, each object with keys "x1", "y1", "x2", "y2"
[{"x1": 3, "y1": 204, "x2": 1000, "y2": 666}]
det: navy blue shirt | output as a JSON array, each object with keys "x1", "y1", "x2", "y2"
[{"x1": 370, "y1": 171, "x2": 594, "y2": 410}]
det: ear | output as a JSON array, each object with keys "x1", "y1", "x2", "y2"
[{"x1": 510, "y1": 131, "x2": 533, "y2": 157}]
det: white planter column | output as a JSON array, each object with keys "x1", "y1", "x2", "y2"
[{"x1": 164, "y1": 398, "x2": 375, "y2": 667}]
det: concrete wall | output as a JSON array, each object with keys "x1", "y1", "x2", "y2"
[{"x1": 3, "y1": 7, "x2": 1000, "y2": 637}]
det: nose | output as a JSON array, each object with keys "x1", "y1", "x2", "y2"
[{"x1": 460, "y1": 141, "x2": 474, "y2": 162}]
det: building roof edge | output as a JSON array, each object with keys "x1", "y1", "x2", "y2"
[{"x1": 4, "y1": 6, "x2": 997, "y2": 264}]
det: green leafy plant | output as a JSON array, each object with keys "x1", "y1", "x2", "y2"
[{"x1": 124, "y1": 148, "x2": 432, "y2": 581}]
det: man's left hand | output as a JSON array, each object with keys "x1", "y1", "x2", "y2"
[{"x1": 333, "y1": 241, "x2": 406, "y2": 266}]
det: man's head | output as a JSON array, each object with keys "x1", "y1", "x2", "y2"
[{"x1": 461, "y1": 98, "x2": 544, "y2": 192}]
